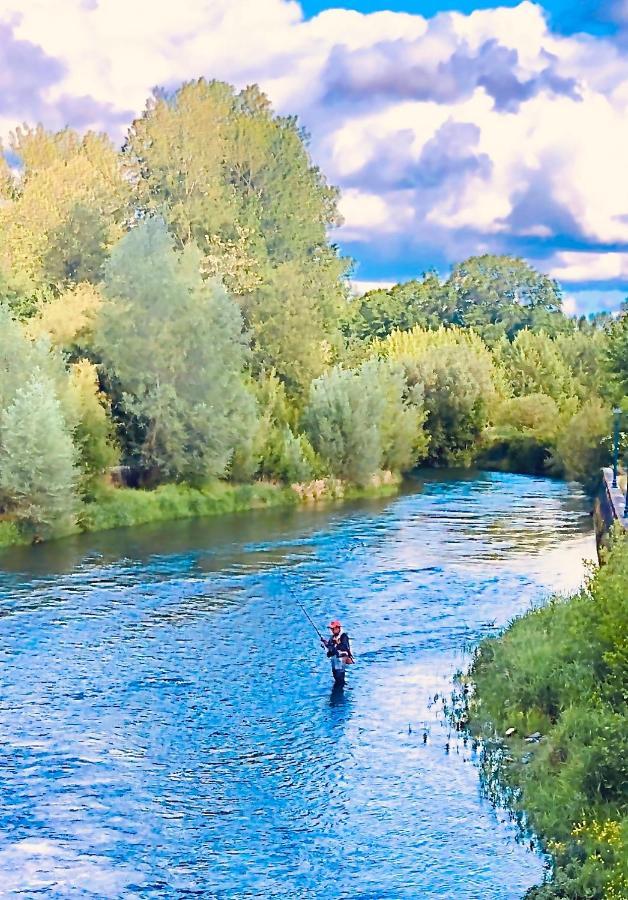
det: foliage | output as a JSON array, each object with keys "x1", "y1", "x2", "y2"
[
  {"x1": 0, "y1": 126, "x2": 128, "y2": 302},
  {"x1": 123, "y1": 79, "x2": 348, "y2": 392},
  {"x1": 0, "y1": 377, "x2": 78, "y2": 536},
  {"x1": 606, "y1": 303, "x2": 628, "y2": 397},
  {"x1": 494, "y1": 393, "x2": 560, "y2": 437},
  {"x1": 304, "y1": 358, "x2": 427, "y2": 483},
  {"x1": 379, "y1": 326, "x2": 499, "y2": 462},
  {"x1": 345, "y1": 273, "x2": 449, "y2": 341},
  {"x1": 496, "y1": 330, "x2": 577, "y2": 407},
  {"x1": 555, "y1": 327, "x2": 609, "y2": 401},
  {"x1": 447, "y1": 254, "x2": 566, "y2": 341},
  {"x1": 0, "y1": 91, "x2": 621, "y2": 546},
  {"x1": 551, "y1": 398, "x2": 612, "y2": 490},
  {"x1": 468, "y1": 536, "x2": 628, "y2": 899},
  {"x1": 65, "y1": 360, "x2": 119, "y2": 497},
  {"x1": 304, "y1": 364, "x2": 385, "y2": 485},
  {"x1": 25, "y1": 282, "x2": 102, "y2": 351},
  {"x1": 97, "y1": 218, "x2": 255, "y2": 482}
]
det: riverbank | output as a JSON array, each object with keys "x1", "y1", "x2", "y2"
[
  {"x1": 462, "y1": 532, "x2": 627, "y2": 899},
  {"x1": 0, "y1": 471, "x2": 402, "y2": 550}
]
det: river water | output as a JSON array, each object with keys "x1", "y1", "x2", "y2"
[{"x1": 0, "y1": 471, "x2": 595, "y2": 899}]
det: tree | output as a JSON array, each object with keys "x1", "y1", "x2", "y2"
[
  {"x1": 0, "y1": 376, "x2": 77, "y2": 535},
  {"x1": 0, "y1": 126, "x2": 128, "y2": 302},
  {"x1": 65, "y1": 360, "x2": 118, "y2": 497},
  {"x1": 123, "y1": 79, "x2": 348, "y2": 393},
  {"x1": 380, "y1": 327, "x2": 499, "y2": 462},
  {"x1": 365, "y1": 359, "x2": 428, "y2": 472},
  {"x1": 345, "y1": 273, "x2": 449, "y2": 342},
  {"x1": 606, "y1": 303, "x2": 628, "y2": 396},
  {"x1": 497, "y1": 330, "x2": 577, "y2": 407},
  {"x1": 303, "y1": 365, "x2": 384, "y2": 484},
  {"x1": 25, "y1": 282, "x2": 102, "y2": 352},
  {"x1": 0, "y1": 303, "x2": 68, "y2": 415},
  {"x1": 494, "y1": 393, "x2": 560, "y2": 437},
  {"x1": 303, "y1": 358, "x2": 427, "y2": 483},
  {"x1": 551, "y1": 397, "x2": 612, "y2": 491},
  {"x1": 446, "y1": 255, "x2": 565, "y2": 340},
  {"x1": 97, "y1": 218, "x2": 255, "y2": 482},
  {"x1": 555, "y1": 328, "x2": 609, "y2": 400}
]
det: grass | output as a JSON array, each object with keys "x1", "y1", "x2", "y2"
[
  {"x1": 0, "y1": 474, "x2": 403, "y2": 548},
  {"x1": 79, "y1": 481, "x2": 299, "y2": 534},
  {"x1": 463, "y1": 532, "x2": 628, "y2": 899}
]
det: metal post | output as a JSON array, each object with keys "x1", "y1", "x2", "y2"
[{"x1": 612, "y1": 408, "x2": 621, "y2": 487}]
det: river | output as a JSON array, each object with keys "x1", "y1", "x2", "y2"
[{"x1": 0, "y1": 471, "x2": 596, "y2": 899}]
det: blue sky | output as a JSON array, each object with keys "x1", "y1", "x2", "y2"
[
  {"x1": 1, "y1": 0, "x2": 627, "y2": 314},
  {"x1": 301, "y1": 0, "x2": 621, "y2": 36}
]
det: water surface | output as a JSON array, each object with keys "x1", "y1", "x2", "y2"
[{"x1": 0, "y1": 471, "x2": 596, "y2": 898}]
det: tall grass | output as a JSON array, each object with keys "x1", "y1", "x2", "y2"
[
  {"x1": 466, "y1": 532, "x2": 628, "y2": 898},
  {"x1": 79, "y1": 482, "x2": 299, "y2": 534}
]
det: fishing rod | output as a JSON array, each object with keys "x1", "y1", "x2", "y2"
[{"x1": 281, "y1": 576, "x2": 326, "y2": 645}]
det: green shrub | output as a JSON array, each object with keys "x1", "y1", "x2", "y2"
[
  {"x1": 0, "y1": 376, "x2": 78, "y2": 537},
  {"x1": 467, "y1": 536, "x2": 628, "y2": 899}
]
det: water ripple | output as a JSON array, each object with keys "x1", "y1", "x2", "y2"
[{"x1": 0, "y1": 471, "x2": 595, "y2": 898}]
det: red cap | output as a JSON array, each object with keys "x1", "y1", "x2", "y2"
[{"x1": 329, "y1": 620, "x2": 341, "y2": 629}]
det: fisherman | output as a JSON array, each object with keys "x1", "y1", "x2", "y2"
[{"x1": 322, "y1": 619, "x2": 353, "y2": 683}]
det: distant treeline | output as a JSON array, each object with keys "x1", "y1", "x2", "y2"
[{"x1": 0, "y1": 78, "x2": 627, "y2": 540}]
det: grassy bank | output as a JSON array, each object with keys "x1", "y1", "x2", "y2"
[
  {"x1": 462, "y1": 532, "x2": 627, "y2": 899},
  {"x1": 0, "y1": 472, "x2": 402, "y2": 550}
]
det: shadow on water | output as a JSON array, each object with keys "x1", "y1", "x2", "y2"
[{"x1": 0, "y1": 471, "x2": 596, "y2": 899}]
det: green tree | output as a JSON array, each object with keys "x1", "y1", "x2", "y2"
[
  {"x1": 0, "y1": 376, "x2": 78, "y2": 535},
  {"x1": 345, "y1": 273, "x2": 448, "y2": 342},
  {"x1": 303, "y1": 358, "x2": 426, "y2": 483},
  {"x1": 555, "y1": 328, "x2": 609, "y2": 400},
  {"x1": 65, "y1": 360, "x2": 118, "y2": 497},
  {"x1": 497, "y1": 330, "x2": 577, "y2": 407},
  {"x1": 606, "y1": 303, "x2": 628, "y2": 396},
  {"x1": 304, "y1": 365, "x2": 384, "y2": 484},
  {"x1": 380, "y1": 327, "x2": 499, "y2": 462},
  {"x1": 97, "y1": 218, "x2": 255, "y2": 483},
  {"x1": 446, "y1": 255, "x2": 565, "y2": 341},
  {"x1": 551, "y1": 397, "x2": 612, "y2": 489},
  {"x1": 123, "y1": 79, "x2": 348, "y2": 392},
  {"x1": 494, "y1": 393, "x2": 560, "y2": 437},
  {"x1": 0, "y1": 126, "x2": 128, "y2": 302},
  {"x1": 0, "y1": 303, "x2": 68, "y2": 414}
]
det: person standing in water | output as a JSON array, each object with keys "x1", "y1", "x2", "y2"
[{"x1": 322, "y1": 619, "x2": 353, "y2": 683}]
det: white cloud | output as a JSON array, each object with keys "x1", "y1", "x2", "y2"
[
  {"x1": 548, "y1": 251, "x2": 628, "y2": 282},
  {"x1": 350, "y1": 279, "x2": 396, "y2": 295}
]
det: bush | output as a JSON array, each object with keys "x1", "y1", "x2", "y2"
[
  {"x1": 551, "y1": 397, "x2": 612, "y2": 492},
  {"x1": 0, "y1": 376, "x2": 78, "y2": 537},
  {"x1": 303, "y1": 358, "x2": 427, "y2": 484},
  {"x1": 467, "y1": 536, "x2": 628, "y2": 899},
  {"x1": 379, "y1": 326, "x2": 498, "y2": 463}
]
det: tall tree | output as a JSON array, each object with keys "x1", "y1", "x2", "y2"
[
  {"x1": 0, "y1": 126, "x2": 128, "y2": 306},
  {"x1": 497, "y1": 330, "x2": 577, "y2": 407},
  {"x1": 97, "y1": 218, "x2": 255, "y2": 482},
  {"x1": 446, "y1": 255, "x2": 565, "y2": 340},
  {"x1": 123, "y1": 79, "x2": 348, "y2": 392}
]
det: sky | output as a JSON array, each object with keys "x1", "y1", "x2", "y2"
[{"x1": 1, "y1": 0, "x2": 628, "y2": 315}]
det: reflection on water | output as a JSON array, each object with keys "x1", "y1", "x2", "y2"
[{"x1": 0, "y1": 471, "x2": 595, "y2": 898}]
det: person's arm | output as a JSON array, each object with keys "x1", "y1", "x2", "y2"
[{"x1": 339, "y1": 633, "x2": 352, "y2": 658}]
